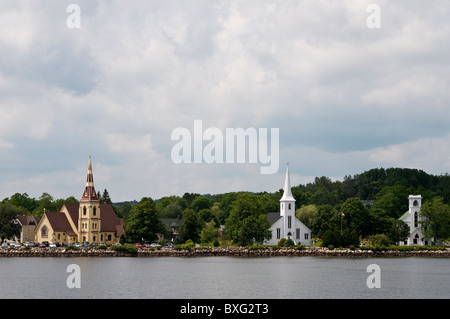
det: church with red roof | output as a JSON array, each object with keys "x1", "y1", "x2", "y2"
[{"x1": 35, "y1": 156, "x2": 125, "y2": 245}]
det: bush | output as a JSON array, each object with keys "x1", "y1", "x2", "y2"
[
  {"x1": 284, "y1": 239, "x2": 295, "y2": 247},
  {"x1": 328, "y1": 245, "x2": 335, "y2": 250},
  {"x1": 370, "y1": 234, "x2": 391, "y2": 247},
  {"x1": 111, "y1": 244, "x2": 138, "y2": 255},
  {"x1": 65, "y1": 245, "x2": 79, "y2": 251},
  {"x1": 277, "y1": 238, "x2": 287, "y2": 247}
]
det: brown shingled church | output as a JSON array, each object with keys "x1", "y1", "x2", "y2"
[{"x1": 35, "y1": 156, "x2": 125, "y2": 245}]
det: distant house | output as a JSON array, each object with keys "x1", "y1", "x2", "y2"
[
  {"x1": 265, "y1": 164, "x2": 311, "y2": 246},
  {"x1": 14, "y1": 213, "x2": 39, "y2": 243},
  {"x1": 159, "y1": 218, "x2": 183, "y2": 242},
  {"x1": 398, "y1": 195, "x2": 432, "y2": 245},
  {"x1": 34, "y1": 156, "x2": 125, "y2": 245}
]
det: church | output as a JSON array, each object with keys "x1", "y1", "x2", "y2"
[
  {"x1": 398, "y1": 195, "x2": 432, "y2": 245},
  {"x1": 35, "y1": 156, "x2": 125, "y2": 245},
  {"x1": 265, "y1": 164, "x2": 311, "y2": 246}
]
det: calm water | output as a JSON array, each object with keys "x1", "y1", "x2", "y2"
[{"x1": 0, "y1": 256, "x2": 448, "y2": 299}]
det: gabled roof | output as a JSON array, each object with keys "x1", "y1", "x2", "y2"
[
  {"x1": 398, "y1": 211, "x2": 409, "y2": 221},
  {"x1": 16, "y1": 215, "x2": 39, "y2": 226},
  {"x1": 45, "y1": 212, "x2": 77, "y2": 236},
  {"x1": 99, "y1": 203, "x2": 122, "y2": 233},
  {"x1": 267, "y1": 212, "x2": 282, "y2": 225}
]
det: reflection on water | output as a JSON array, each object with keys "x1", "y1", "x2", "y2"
[{"x1": 0, "y1": 257, "x2": 448, "y2": 299}]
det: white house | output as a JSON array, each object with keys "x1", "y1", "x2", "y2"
[
  {"x1": 398, "y1": 195, "x2": 432, "y2": 245},
  {"x1": 265, "y1": 163, "x2": 311, "y2": 246}
]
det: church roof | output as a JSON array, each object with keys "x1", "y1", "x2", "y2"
[
  {"x1": 267, "y1": 212, "x2": 282, "y2": 225},
  {"x1": 45, "y1": 212, "x2": 77, "y2": 236}
]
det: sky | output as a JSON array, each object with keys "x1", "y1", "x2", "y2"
[{"x1": 0, "y1": 0, "x2": 449, "y2": 202}]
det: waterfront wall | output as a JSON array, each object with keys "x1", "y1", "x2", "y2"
[{"x1": 1, "y1": 247, "x2": 449, "y2": 257}]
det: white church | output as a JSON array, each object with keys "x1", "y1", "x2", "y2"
[
  {"x1": 265, "y1": 163, "x2": 311, "y2": 246},
  {"x1": 398, "y1": 195, "x2": 432, "y2": 245}
]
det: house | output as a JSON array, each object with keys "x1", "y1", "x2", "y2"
[
  {"x1": 265, "y1": 163, "x2": 311, "y2": 246},
  {"x1": 158, "y1": 218, "x2": 183, "y2": 242},
  {"x1": 398, "y1": 195, "x2": 432, "y2": 245},
  {"x1": 35, "y1": 156, "x2": 125, "y2": 245},
  {"x1": 14, "y1": 213, "x2": 39, "y2": 243}
]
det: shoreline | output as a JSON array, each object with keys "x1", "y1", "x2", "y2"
[{"x1": 1, "y1": 247, "x2": 449, "y2": 258}]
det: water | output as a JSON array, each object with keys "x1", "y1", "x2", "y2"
[{"x1": 0, "y1": 256, "x2": 448, "y2": 299}]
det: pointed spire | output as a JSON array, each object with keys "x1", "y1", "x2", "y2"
[
  {"x1": 81, "y1": 155, "x2": 99, "y2": 202},
  {"x1": 280, "y1": 162, "x2": 295, "y2": 201}
]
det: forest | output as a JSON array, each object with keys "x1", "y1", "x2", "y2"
[{"x1": 1, "y1": 167, "x2": 450, "y2": 246}]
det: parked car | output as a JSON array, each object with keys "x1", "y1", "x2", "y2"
[
  {"x1": 24, "y1": 242, "x2": 34, "y2": 247},
  {"x1": 150, "y1": 243, "x2": 161, "y2": 248},
  {"x1": 10, "y1": 242, "x2": 20, "y2": 248},
  {"x1": 163, "y1": 242, "x2": 174, "y2": 248},
  {"x1": 39, "y1": 242, "x2": 47, "y2": 248},
  {"x1": 41, "y1": 241, "x2": 49, "y2": 247},
  {"x1": 49, "y1": 242, "x2": 57, "y2": 248},
  {"x1": 1, "y1": 242, "x2": 8, "y2": 249},
  {"x1": 134, "y1": 243, "x2": 142, "y2": 248}
]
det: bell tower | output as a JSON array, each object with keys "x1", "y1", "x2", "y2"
[
  {"x1": 280, "y1": 163, "x2": 296, "y2": 241},
  {"x1": 78, "y1": 156, "x2": 101, "y2": 243}
]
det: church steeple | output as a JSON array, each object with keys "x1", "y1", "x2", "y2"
[
  {"x1": 81, "y1": 155, "x2": 99, "y2": 202},
  {"x1": 280, "y1": 162, "x2": 295, "y2": 202}
]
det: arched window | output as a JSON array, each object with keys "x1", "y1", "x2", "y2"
[
  {"x1": 413, "y1": 200, "x2": 418, "y2": 206},
  {"x1": 93, "y1": 207, "x2": 96, "y2": 216},
  {"x1": 83, "y1": 206, "x2": 87, "y2": 215},
  {"x1": 107, "y1": 234, "x2": 112, "y2": 241},
  {"x1": 414, "y1": 212, "x2": 419, "y2": 228},
  {"x1": 41, "y1": 226, "x2": 48, "y2": 237},
  {"x1": 288, "y1": 203, "x2": 291, "y2": 210}
]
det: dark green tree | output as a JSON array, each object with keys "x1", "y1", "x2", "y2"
[
  {"x1": 125, "y1": 197, "x2": 165, "y2": 243},
  {"x1": 179, "y1": 209, "x2": 202, "y2": 243},
  {"x1": 0, "y1": 204, "x2": 21, "y2": 243},
  {"x1": 420, "y1": 197, "x2": 450, "y2": 243},
  {"x1": 387, "y1": 219, "x2": 410, "y2": 244},
  {"x1": 341, "y1": 197, "x2": 371, "y2": 237},
  {"x1": 225, "y1": 193, "x2": 271, "y2": 246}
]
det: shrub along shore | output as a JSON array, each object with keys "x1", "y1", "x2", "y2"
[{"x1": 0, "y1": 245, "x2": 449, "y2": 258}]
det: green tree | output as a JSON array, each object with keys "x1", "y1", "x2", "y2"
[
  {"x1": 225, "y1": 193, "x2": 271, "y2": 246},
  {"x1": 179, "y1": 209, "x2": 202, "y2": 243},
  {"x1": 341, "y1": 197, "x2": 371, "y2": 237},
  {"x1": 191, "y1": 196, "x2": 212, "y2": 213},
  {"x1": 420, "y1": 197, "x2": 450, "y2": 243},
  {"x1": 0, "y1": 204, "x2": 21, "y2": 243},
  {"x1": 3, "y1": 193, "x2": 38, "y2": 213},
  {"x1": 200, "y1": 220, "x2": 221, "y2": 245},
  {"x1": 296, "y1": 204, "x2": 317, "y2": 229},
  {"x1": 32, "y1": 193, "x2": 59, "y2": 219},
  {"x1": 387, "y1": 219, "x2": 410, "y2": 244},
  {"x1": 125, "y1": 197, "x2": 165, "y2": 243}
]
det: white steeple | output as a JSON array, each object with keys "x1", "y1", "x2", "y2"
[{"x1": 280, "y1": 162, "x2": 295, "y2": 202}]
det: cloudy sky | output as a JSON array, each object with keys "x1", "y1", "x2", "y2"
[{"x1": 0, "y1": 0, "x2": 449, "y2": 202}]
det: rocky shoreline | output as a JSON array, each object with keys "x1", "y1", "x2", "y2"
[{"x1": 1, "y1": 247, "x2": 449, "y2": 258}]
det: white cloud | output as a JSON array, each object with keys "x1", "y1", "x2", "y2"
[{"x1": 0, "y1": 0, "x2": 449, "y2": 200}]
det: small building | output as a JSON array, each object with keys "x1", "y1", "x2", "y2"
[
  {"x1": 398, "y1": 195, "x2": 432, "y2": 245},
  {"x1": 35, "y1": 156, "x2": 125, "y2": 245},
  {"x1": 265, "y1": 163, "x2": 311, "y2": 246},
  {"x1": 14, "y1": 213, "x2": 39, "y2": 243},
  {"x1": 159, "y1": 218, "x2": 183, "y2": 242}
]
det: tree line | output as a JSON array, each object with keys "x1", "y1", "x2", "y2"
[{"x1": 1, "y1": 168, "x2": 449, "y2": 246}]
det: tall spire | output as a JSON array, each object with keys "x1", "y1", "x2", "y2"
[
  {"x1": 81, "y1": 155, "x2": 99, "y2": 202},
  {"x1": 280, "y1": 162, "x2": 295, "y2": 201}
]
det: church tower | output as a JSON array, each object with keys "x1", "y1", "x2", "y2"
[
  {"x1": 78, "y1": 156, "x2": 101, "y2": 243},
  {"x1": 280, "y1": 163, "x2": 296, "y2": 240}
]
